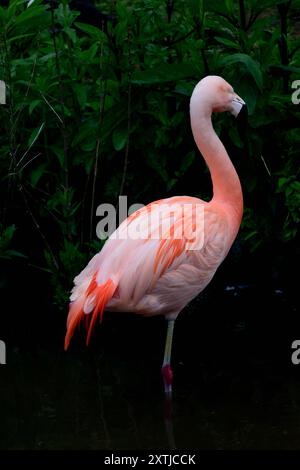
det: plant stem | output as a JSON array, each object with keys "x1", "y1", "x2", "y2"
[
  {"x1": 50, "y1": 6, "x2": 72, "y2": 241},
  {"x1": 90, "y1": 27, "x2": 106, "y2": 241},
  {"x1": 51, "y1": 8, "x2": 69, "y2": 190},
  {"x1": 1, "y1": 30, "x2": 16, "y2": 226},
  {"x1": 19, "y1": 184, "x2": 59, "y2": 271},
  {"x1": 239, "y1": 0, "x2": 246, "y2": 31},
  {"x1": 166, "y1": 0, "x2": 175, "y2": 24},
  {"x1": 118, "y1": 27, "x2": 132, "y2": 200},
  {"x1": 119, "y1": 81, "x2": 131, "y2": 198},
  {"x1": 277, "y1": 0, "x2": 291, "y2": 93}
]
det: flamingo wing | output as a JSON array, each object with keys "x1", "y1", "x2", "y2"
[{"x1": 65, "y1": 196, "x2": 230, "y2": 347}]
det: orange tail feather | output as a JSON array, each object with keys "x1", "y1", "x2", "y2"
[{"x1": 64, "y1": 278, "x2": 117, "y2": 350}]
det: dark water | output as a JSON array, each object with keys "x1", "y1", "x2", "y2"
[{"x1": 1, "y1": 283, "x2": 300, "y2": 450}]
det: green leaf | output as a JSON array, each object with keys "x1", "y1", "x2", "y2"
[
  {"x1": 278, "y1": 177, "x2": 288, "y2": 190},
  {"x1": 0, "y1": 225, "x2": 16, "y2": 246},
  {"x1": 30, "y1": 163, "x2": 46, "y2": 187},
  {"x1": 29, "y1": 99, "x2": 41, "y2": 115},
  {"x1": 81, "y1": 140, "x2": 96, "y2": 152},
  {"x1": 4, "y1": 249, "x2": 27, "y2": 259},
  {"x1": 214, "y1": 36, "x2": 240, "y2": 50},
  {"x1": 0, "y1": 224, "x2": 26, "y2": 260},
  {"x1": 0, "y1": 6, "x2": 6, "y2": 25},
  {"x1": 73, "y1": 83, "x2": 87, "y2": 109},
  {"x1": 224, "y1": 0, "x2": 234, "y2": 14},
  {"x1": 234, "y1": 74, "x2": 259, "y2": 115},
  {"x1": 132, "y1": 63, "x2": 199, "y2": 85},
  {"x1": 64, "y1": 26, "x2": 77, "y2": 44},
  {"x1": 7, "y1": 0, "x2": 22, "y2": 18},
  {"x1": 39, "y1": 52, "x2": 57, "y2": 63},
  {"x1": 74, "y1": 21, "x2": 104, "y2": 40},
  {"x1": 52, "y1": 146, "x2": 65, "y2": 169},
  {"x1": 270, "y1": 65, "x2": 300, "y2": 75},
  {"x1": 221, "y1": 53, "x2": 263, "y2": 91},
  {"x1": 174, "y1": 82, "x2": 195, "y2": 96},
  {"x1": 28, "y1": 122, "x2": 45, "y2": 147},
  {"x1": 167, "y1": 178, "x2": 178, "y2": 190},
  {"x1": 112, "y1": 126, "x2": 128, "y2": 151},
  {"x1": 176, "y1": 151, "x2": 195, "y2": 176},
  {"x1": 79, "y1": 42, "x2": 99, "y2": 62},
  {"x1": 8, "y1": 32, "x2": 35, "y2": 43},
  {"x1": 146, "y1": 152, "x2": 168, "y2": 182},
  {"x1": 71, "y1": 120, "x2": 97, "y2": 147},
  {"x1": 11, "y1": 4, "x2": 50, "y2": 32},
  {"x1": 243, "y1": 230, "x2": 259, "y2": 241}
]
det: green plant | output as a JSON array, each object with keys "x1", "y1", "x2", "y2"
[
  {"x1": 0, "y1": 0, "x2": 299, "y2": 305},
  {"x1": 0, "y1": 224, "x2": 26, "y2": 260}
]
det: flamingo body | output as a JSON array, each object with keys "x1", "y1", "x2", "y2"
[
  {"x1": 65, "y1": 76, "x2": 246, "y2": 394},
  {"x1": 65, "y1": 196, "x2": 240, "y2": 348}
]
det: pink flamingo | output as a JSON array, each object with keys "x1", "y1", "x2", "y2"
[{"x1": 65, "y1": 76, "x2": 245, "y2": 395}]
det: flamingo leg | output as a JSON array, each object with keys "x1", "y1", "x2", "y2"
[{"x1": 161, "y1": 319, "x2": 175, "y2": 396}]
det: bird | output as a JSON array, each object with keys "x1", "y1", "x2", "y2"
[{"x1": 64, "y1": 75, "x2": 246, "y2": 396}]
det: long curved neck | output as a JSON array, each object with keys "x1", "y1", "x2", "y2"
[{"x1": 190, "y1": 97, "x2": 243, "y2": 224}]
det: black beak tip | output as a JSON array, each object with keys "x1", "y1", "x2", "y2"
[{"x1": 236, "y1": 104, "x2": 248, "y2": 127}]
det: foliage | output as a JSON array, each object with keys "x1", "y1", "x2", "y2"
[
  {"x1": 0, "y1": 0, "x2": 299, "y2": 305},
  {"x1": 0, "y1": 224, "x2": 26, "y2": 260}
]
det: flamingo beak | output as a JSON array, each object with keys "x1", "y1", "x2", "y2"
[{"x1": 230, "y1": 94, "x2": 246, "y2": 118}]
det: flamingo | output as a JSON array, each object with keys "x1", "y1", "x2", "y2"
[{"x1": 64, "y1": 76, "x2": 245, "y2": 396}]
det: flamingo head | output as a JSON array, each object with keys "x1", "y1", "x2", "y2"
[{"x1": 192, "y1": 75, "x2": 246, "y2": 118}]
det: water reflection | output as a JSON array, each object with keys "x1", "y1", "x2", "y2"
[
  {"x1": 1, "y1": 341, "x2": 300, "y2": 450},
  {"x1": 164, "y1": 396, "x2": 176, "y2": 449},
  {"x1": 1, "y1": 285, "x2": 300, "y2": 450}
]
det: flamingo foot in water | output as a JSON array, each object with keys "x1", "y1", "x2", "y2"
[
  {"x1": 162, "y1": 364, "x2": 176, "y2": 449},
  {"x1": 162, "y1": 363, "x2": 173, "y2": 397}
]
